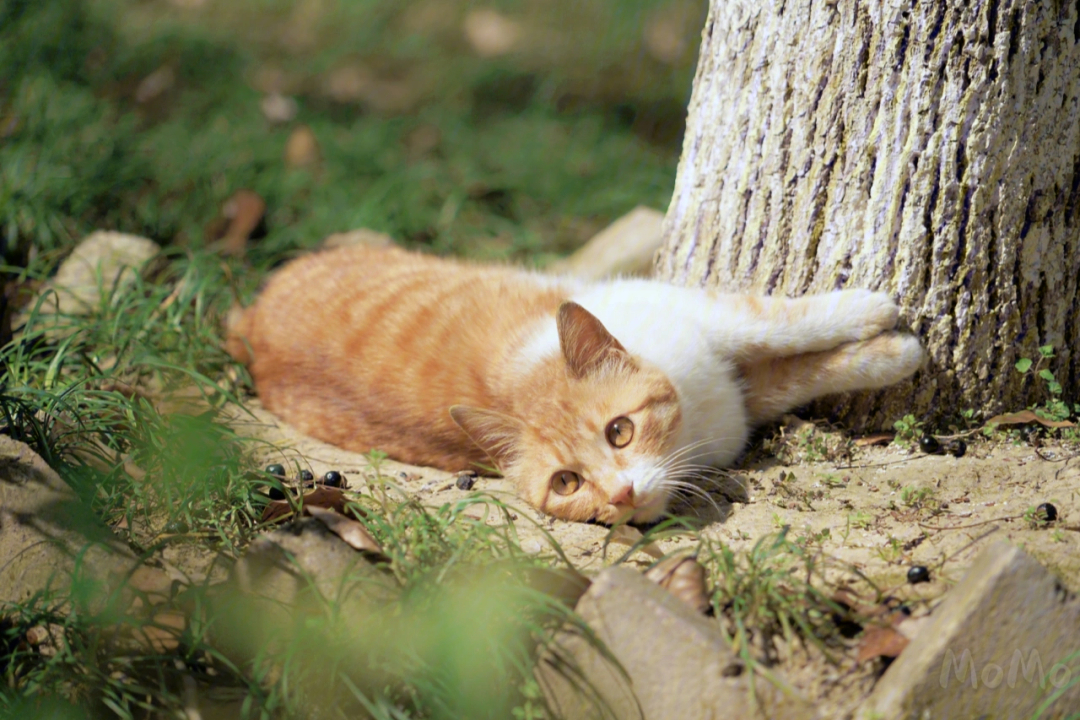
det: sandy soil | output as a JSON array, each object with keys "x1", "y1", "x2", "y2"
[{"x1": 221, "y1": 400, "x2": 1080, "y2": 715}]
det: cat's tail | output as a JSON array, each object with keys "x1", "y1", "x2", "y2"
[{"x1": 223, "y1": 303, "x2": 254, "y2": 365}]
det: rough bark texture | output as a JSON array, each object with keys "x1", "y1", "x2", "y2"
[{"x1": 658, "y1": 0, "x2": 1080, "y2": 430}]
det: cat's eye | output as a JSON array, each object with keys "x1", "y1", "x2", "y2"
[
  {"x1": 551, "y1": 470, "x2": 583, "y2": 496},
  {"x1": 605, "y1": 416, "x2": 634, "y2": 448}
]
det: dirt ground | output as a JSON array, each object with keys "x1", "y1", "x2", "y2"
[{"x1": 220, "y1": 400, "x2": 1080, "y2": 715}]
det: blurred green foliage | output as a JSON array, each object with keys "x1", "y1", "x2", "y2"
[{"x1": 1, "y1": 0, "x2": 701, "y2": 264}]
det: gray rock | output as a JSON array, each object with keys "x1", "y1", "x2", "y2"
[
  {"x1": 212, "y1": 516, "x2": 398, "y2": 668},
  {"x1": 320, "y1": 228, "x2": 394, "y2": 250},
  {"x1": 48, "y1": 231, "x2": 159, "y2": 314},
  {"x1": 548, "y1": 206, "x2": 664, "y2": 280},
  {"x1": 0, "y1": 435, "x2": 135, "y2": 607},
  {"x1": 536, "y1": 566, "x2": 815, "y2": 720},
  {"x1": 858, "y1": 541, "x2": 1080, "y2": 719}
]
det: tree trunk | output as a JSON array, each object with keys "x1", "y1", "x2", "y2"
[{"x1": 658, "y1": 0, "x2": 1080, "y2": 431}]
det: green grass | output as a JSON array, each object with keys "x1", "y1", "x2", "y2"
[{"x1": 1, "y1": 0, "x2": 689, "y2": 264}]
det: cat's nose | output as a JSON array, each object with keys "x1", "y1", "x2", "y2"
[{"x1": 608, "y1": 483, "x2": 635, "y2": 506}]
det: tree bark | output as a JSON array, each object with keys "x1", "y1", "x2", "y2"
[{"x1": 658, "y1": 0, "x2": 1080, "y2": 430}]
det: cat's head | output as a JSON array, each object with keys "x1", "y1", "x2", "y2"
[{"x1": 451, "y1": 302, "x2": 682, "y2": 524}]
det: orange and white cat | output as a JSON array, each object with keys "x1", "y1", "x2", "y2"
[{"x1": 227, "y1": 245, "x2": 924, "y2": 524}]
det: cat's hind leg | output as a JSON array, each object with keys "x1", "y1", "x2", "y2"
[{"x1": 736, "y1": 332, "x2": 925, "y2": 424}]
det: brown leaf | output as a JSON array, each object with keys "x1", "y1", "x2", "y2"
[
  {"x1": 607, "y1": 525, "x2": 665, "y2": 559},
  {"x1": 306, "y1": 505, "x2": 387, "y2": 561},
  {"x1": 855, "y1": 432, "x2": 895, "y2": 447},
  {"x1": 260, "y1": 486, "x2": 367, "y2": 524},
  {"x1": 644, "y1": 555, "x2": 711, "y2": 614},
  {"x1": 284, "y1": 125, "x2": 320, "y2": 169},
  {"x1": 857, "y1": 624, "x2": 910, "y2": 663},
  {"x1": 207, "y1": 190, "x2": 265, "y2": 258},
  {"x1": 521, "y1": 567, "x2": 592, "y2": 608},
  {"x1": 986, "y1": 410, "x2": 1075, "y2": 428}
]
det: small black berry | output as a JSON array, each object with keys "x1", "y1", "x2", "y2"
[
  {"x1": 164, "y1": 520, "x2": 189, "y2": 535},
  {"x1": 267, "y1": 485, "x2": 287, "y2": 501},
  {"x1": 265, "y1": 463, "x2": 286, "y2": 477},
  {"x1": 456, "y1": 473, "x2": 477, "y2": 490},
  {"x1": 322, "y1": 470, "x2": 345, "y2": 488},
  {"x1": 907, "y1": 565, "x2": 931, "y2": 584},
  {"x1": 947, "y1": 439, "x2": 967, "y2": 458},
  {"x1": 1035, "y1": 502, "x2": 1058, "y2": 523},
  {"x1": 918, "y1": 435, "x2": 941, "y2": 454},
  {"x1": 299, "y1": 469, "x2": 315, "y2": 483}
]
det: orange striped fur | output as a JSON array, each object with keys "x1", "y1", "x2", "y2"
[{"x1": 227, "y1": 245, "x2": 924, "y2": 524}]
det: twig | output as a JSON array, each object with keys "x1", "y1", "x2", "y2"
[{"x1": 918, "y1": 514, "x2": 1021, "y2": 532}]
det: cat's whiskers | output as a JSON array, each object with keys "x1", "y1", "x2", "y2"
[{"x1": 644, "y1": 438, "x2": 752, "y2": 518}]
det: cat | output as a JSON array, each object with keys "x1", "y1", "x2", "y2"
[{"x1": 226, "y1": 244, "x2": 924, "y2": 524}]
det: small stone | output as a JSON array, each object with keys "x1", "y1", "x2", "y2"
[
  {"x1": 321, "y1": 228, "x2": 394, "y2": 250},
  {"x1": 26, "y1": 232, "x2": 159, "y2": 323},
  {"x1": 455, "y1": 473, "x2": 477, "y2": 491},
  {"x1": 907, "y1": 565, "x2": 930, "y2": 584},
  {"x1": 462, "y1": 9, "x2": 521, "y2": 58},
  {"x1": 260, "y1": 92, "x2": 298, "y2": 123},
  {"x1": 135, "y1": 66, "x2": 175, "y2": 104}
]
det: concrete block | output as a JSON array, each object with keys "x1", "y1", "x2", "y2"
[
  {"x1": 536, "y1": 566, "x2": 815, "y2": 720},
  {"x1": 0, "y1": 435, "x2": 135, "y2": 607},
  {"x1": 549, "y1": 206, "x2": 664, "y2": 280},
  {"x1": 858, "y1": 541, "x2": 1080, "y2": 719}
]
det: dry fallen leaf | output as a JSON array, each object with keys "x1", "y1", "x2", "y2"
[
  {"x1": 207, "y1": 189, "x2": 266, "y2": 258},
  {"x1": 260, "y1": 486, "x2": 366, "y2": 524},
  {"x1": 284, "y1": 125, "x2": 320, "y2": 169},
  {"x1": 986, "y1": 410, "x2": 1075, "y2": 428},
  {"x1": 306, "y1": 505, "x2": 387, "y2": 561},
  {"x1": 521, "y1": 567, "x2": 592, "y2": 608},
  {"x1": 857, "y1": 623, "x2": 911, "y2": 663},
  {"x1": 644, "y1": 555, "x2": 711, "y2": 614},
  {"x1": 606, "y1": 525, "x2": 665, "y2": 560}
]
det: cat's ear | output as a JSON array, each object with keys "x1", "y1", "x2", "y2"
[
  {"x1": 557, "y1": 301, "x2": 629, "y2": 378},
  {"x1": 449, "y1": 405, "x2": 525, "y2": 464}
]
